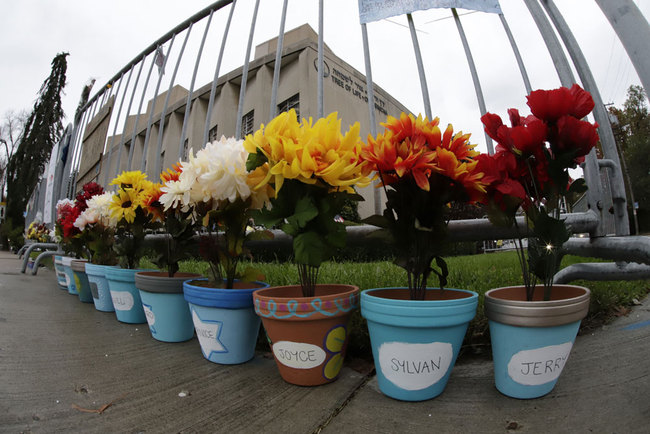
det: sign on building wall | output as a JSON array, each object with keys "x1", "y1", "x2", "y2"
[{"x1": 358, "y1": 0, "x2": 502, "y2": 23}]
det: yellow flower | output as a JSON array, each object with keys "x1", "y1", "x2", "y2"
[
  {"x1": 109, "y1": 188, "x2": 141, "y2": 223},
  {"x1": 244, "y1": 110, "x2": 370, "y2": 195},
  {"x1": 110, "y1": 170, "x2": 149, "y2": 191}
]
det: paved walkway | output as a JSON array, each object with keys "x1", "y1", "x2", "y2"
[{"x1": 1, "y1": 250, "x2": 648, "y2": 433}]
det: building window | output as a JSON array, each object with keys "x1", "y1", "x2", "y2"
[
  {"x1": 241, "y1": 110, "x2": 255, "y2": 138},
  {"x1": 208, "y1": 125, "x2": 219, "y2": 142},
  {"x1": 277, "y1": 93, "x2": 300, "y2": 120}
]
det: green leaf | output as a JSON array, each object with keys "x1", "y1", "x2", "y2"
[
  {"x1": 246, "y1": 150, "x2": 267, "y2": 171},
  {"x1": 286, "y1": 195, "x2": 319, "y2": 229},
  {"x1": 293, "y1": 232, "x2": 327, "y2": 267}
]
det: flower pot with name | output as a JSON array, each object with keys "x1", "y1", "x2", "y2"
[
  {"x1": 60, "y1": 256, "x2": 78, "y2": 295},
  {"x1": 485, "y1": 285, "x2": 590, "y2": 399},
  {"x1": 254, "y1": 284, "x2": 359, "y2": 386},
  {"x1": 135, "y1": 271, "x2": 199, "y2": 343},
  {"x1": 71, "y1": 259, "x2": 94, "y2": 303},
  {"x1": 477, "y1": 85, "x2": 599, "y2": 399},
  {"x1": 54, "y1": 255, "x2": 69, "y2": 290},
  {"x1": 184, "y1": 279, "x2": 269, "y2": 364},
  {"x1": 104, "y1": 267, "x2": 153, "y2": 324},
  {"x1": 85, "y1": 263, "x2": 117, "y2": 312},
  {"x1": 362, "y1": 287, "x2": 478, "y2": 401}
]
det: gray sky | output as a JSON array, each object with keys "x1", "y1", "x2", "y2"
[{"x1": 1, "y1": 0, "x2": 648, "y2": 156}]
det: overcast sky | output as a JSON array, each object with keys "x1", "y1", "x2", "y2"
[{"x1": 1, "y1": 0, "x2": 648, "y2": 157}]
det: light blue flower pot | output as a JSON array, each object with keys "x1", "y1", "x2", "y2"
[
  {"x1": 54, "y1": 255, "x2": 68, "y2": 290},
  {"x1": 104, "y1": 267, "x2": 153, "y2": 324},
  {"x1": 71, "y1": 260, "x2": 93, "y2": 303},
  {"x1": 85, "y1": 263, "x2": 117, "y2": 312},
  {"x1": 135, "y1": 272, "x2": 200, "y2": 343},
  {"x1": 184, "y1": 278, "x2": 269, "y2": 364},
  {"x1": 60, "y1": 256, "x2": 78, "y2": 295},
  {"x1": 361, "y1": 288, "x2": 478, "y2": 402},
  {"x1": 485, "y1": 285, "x2": 590, "y2": 399}
]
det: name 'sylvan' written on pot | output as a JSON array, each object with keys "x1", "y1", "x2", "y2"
[
  {"x1": 272, "y1": 341, "x2": 326, "y2": 369},
  {"x1": 378, "y1": 342, "x2": 453, "y2": 391},
  {"x1": 507, "y1": 342, "x2": 573, "y2": 386}
]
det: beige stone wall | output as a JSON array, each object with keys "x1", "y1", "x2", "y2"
[{"x1": 81, "y1": 24, "x2": 408, "y2": 216}]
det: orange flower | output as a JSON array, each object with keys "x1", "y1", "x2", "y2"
[{"x1": 161, "y1": 162, "x2": 182, "y2": 184}]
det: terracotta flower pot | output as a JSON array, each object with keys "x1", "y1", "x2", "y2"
[
  {"x1": 135, "y1": 271, "x2": 200, "y2": 343},
  {"x1": 253, "y1": 284, "x2": 359, "y2": 386},
  {"x1": 361, "y1": 287, "x2": 478, "y2": 401},
  {"x1": 484, "y1": 284, "x2": 591, "y2": 399}
]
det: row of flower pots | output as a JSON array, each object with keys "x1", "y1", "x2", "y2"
[{"x1": 52, "y1": 254, "x2": 589, "y2": 401}]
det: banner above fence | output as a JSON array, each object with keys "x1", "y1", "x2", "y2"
[{"x1": 358, "y1": 0, "x2": 502, "y2": 23}]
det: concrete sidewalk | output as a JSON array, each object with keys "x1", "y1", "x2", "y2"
[{"x1": 1, "y1": 250, "x2": 648, "y2": 433}]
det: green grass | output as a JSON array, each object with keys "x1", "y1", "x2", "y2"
[{"x1": 144, "y1": 251, "x2": 649, "y2": 360}]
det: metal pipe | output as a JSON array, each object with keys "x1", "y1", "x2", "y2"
[
  {"x1": 452, "y1": 8, "x2": 493, "y2": 154},
  {"x1": 499, "y1": 13, "x2": 532, "y2": 95},
  {"x1": 141, "y1": 37, "x2": 177, "y2": 173},
  {"x1": 540, "y1": 0, "x2": 630, "y2": 236},
  {"x1": 406, "y1": 13, "x2": 432, "y2": 121},
  {"x1": 30, "y1": 249, "x2": 63, "y2": 275},
  {"x1": 554, "y1": 262, "x2": 650, "y2": 285},
  {"x1": 179, "y1": 9, "x2": 215, "y2": 160},
  {"x1": 101, "y1": 70, "x2": 129, "y2": 186},
  {"x1": 153, "y1": 24, "x2": 195, "y2": 175},
  {"x1": 203, "y1": 1, "x2": 237, "y2": 145},
  {"x1": 114, "y1": 56, "x2": 147, "y2": 178},
  {"x1": 317, "y1": 0, "x2": 324, "y2": 119},
  {"x1": 269, "y1": 0, "x2": 289, "y2": 120},
  {"x1": 235, "y1": 0, "x2": 261, "y2": 139},
  {"x1": 360, "y1": 22, "x2": 382, "y2": 215},
  {"x1": 127, "y1": 52, "x2": 158, "y2": 170},
  {"x1": 20, "y1": 243, "x2": 59, "y2": 274},
  {"x1": 563, "y1": 236, "x2": 650, "y2": 266}
]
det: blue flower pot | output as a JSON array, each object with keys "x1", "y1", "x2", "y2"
[
  {"x1": 104, "y1": 267, "x2": 153, "y2": 324},
  {"x1": 71, "y1": 260, "x2": 93, "y2": 303},
  {"x1": 135, "y1": 272, "x2": 199, "y2": 343},
  {"x1": 184, "y1": 278, "x2": 269, "y2": 364},
  {"x1": 485, "y1": 285, "x2": 590, "y2": 399},
  {"x1": 54, "y1": 255, "x2": 68, "y2": 290},
  {"x1": 60, "y1": 256, "x2": 78, "y2": 295},
  {"x1": 361, "y1": 288, "x2": 478, "y2": 401},
  {"x1": 85, "y1": 263, "x2": 117, "y2": 312}
]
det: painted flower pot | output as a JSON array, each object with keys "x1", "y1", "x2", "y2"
[
  {"x1": 85, "y1": 263, "x2": 117, "y2": 312},
  {"x1": 70, "y1": 260, "x2": 93, "y2": 303},
  {"x1": 135, "y1": 272, "x2": 200, "y2": 343},
  {"x1": 184, "y1": 279, "x2": 269, "y2": 365},
  {"x1": 484, "y1": 285, "x2": 590, "y2": 399},
  {"x1": 253, "y1": 284, "x2": 359, "y2": 386},
  {"x1": 54, "y1": 255, "x2": 68, "y2": 290},
  {"x1": 60, "y1": 256, "x2": 78, "y2": 295},
  {"x1": 361, "y1": 288, "x2": 478, "y2": 401},
  {"x1": 104, "y1": 267, "x2": 153, "y2": 324}
]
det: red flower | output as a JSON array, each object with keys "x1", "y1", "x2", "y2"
[
  {"x1": 554, "y1": 115, "x2": 599, "y2": 162},
  {"x1": 526, "y1": 84, "x2": 595, "y2": 123},
  {"x1": 75, "y1": 182, "x2": 104, "y2": 212}
]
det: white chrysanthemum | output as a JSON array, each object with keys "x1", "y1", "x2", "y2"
[
  {"x1": 160, "y1": 175, "x2": 194, "y2": 212},
  {"x1": 195, "y1": 136, "x2": 252, "y2": 204},
  {"x1": 86, "y1": 192, "x2": 115, "y2": 224},
  {"x1": 74, "y1": 209, "x2": 99, "y2": 230}
]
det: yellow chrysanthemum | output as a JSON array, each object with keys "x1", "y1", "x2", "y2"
[
  {"x1": 243, "y1": 109, "x2": 370, "y2": 195},
  {"x1": 109, "y1": 188, "x2": 141, "y2": 224},
  {"x1": 110, "y1": 170, "x2": 149, "y2": 191}
]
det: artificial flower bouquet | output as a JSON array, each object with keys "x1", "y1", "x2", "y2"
[
  {"x1": 477, "y1": 84, "x2": 599, "y2": 300},
  {"x1": 160, "y1": 136, "x2": 271, "y2": 288},
  {"x1": 109, "y1": 171, "x2": 160, "y2": 269},
  {"x1": 54, "y1": 181, "x2": 103, "y2": 259},
  {"x1": 360, "y1": 112, "x2": 486, "y2": 300},
  {"x1": 244, "y1": 109, "x2": 371, "y2": 296},
  {"x1": 73, "y1": 188, "x2": 117, "y2": 266},
  {"x1": 26, "y1": 220, "x2": 51, "y2": 243}
]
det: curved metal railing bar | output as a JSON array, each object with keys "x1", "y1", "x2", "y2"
[
  {"x1": 127, "y1": 54, "x2": 158, "y2": 170},
  {"x1": 114, "y1": 55, "x2": 146, "y2": 176},
  {"x1": 235, "y1": 0, "x2": 261, "y2": 139},
  {"x1": 269, "y1": 0, "x2": 290, "y2": 121},
  {"x1": 101, "y1": 70, "x2": 130, "y2": 185}
]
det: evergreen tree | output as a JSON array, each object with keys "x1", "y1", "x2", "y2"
[{"x1": 5, "y1": 52, "x2": 69, "y2": 230}]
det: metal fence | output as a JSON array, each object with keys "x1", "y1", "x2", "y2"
[{"x1": 28, "y1": 0, "x2": 650, "y2": 283}]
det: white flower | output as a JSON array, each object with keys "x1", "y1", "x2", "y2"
[
  {"x1": 74, "y1": 209, "x2": 99, "y2": 230},
  {"x1": 86, "y1": 192, "x2": 115, "y2": 223},
  {"x1": 195, "y1": 136, "x2": 252, "y2": 204},
  {"x1": 160, "y1": 175, "x2": 194, "y2": 212}
]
